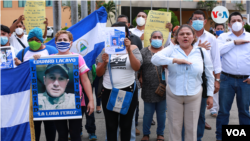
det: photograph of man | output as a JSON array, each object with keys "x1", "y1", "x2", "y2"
[
  {"x1": 0, "y1": 51, "x2": 7, "y2": 64},
  {"x1": 38, "y1": 63, "x2": 75, "y2": 110},
  {"x1": 112, "y1": 38, "x2": 117, "y2": 45}
]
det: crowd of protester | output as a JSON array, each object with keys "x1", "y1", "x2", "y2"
[{"x1": 1, "y1": 9, "x2": 250, "y2": 141}]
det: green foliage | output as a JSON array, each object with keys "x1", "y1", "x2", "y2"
[
  {"x1": 101, "y1": 1, "x2": 116, "y2": 25},
  {"x1": 132, "y1": 9, "x2": 180, "y2": 29},
  {"x1": 234, "y1": 2, "x2": 245, "y2": 11},
  {"x1": 244, "y1": 23, "x2": 250, "y2": 33},
  {"x1": 61, "y1": 27, "x2": 69, "y2": 30}
]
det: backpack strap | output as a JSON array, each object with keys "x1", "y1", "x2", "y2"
[
  {"x1": 21, "y1": 48, "x2": 25, "y2": 62},
  {"x1": 15, "y1": 35, "x2": 26, "y2": 49}
]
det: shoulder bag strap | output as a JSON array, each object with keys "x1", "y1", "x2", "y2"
[
  {"x1": 149, "y1": 48, "x2": 161, "y2": 83},
  {"x1": 199, "y1": 47, "x2": 205, "y2": 73},
  {"x1": 15, "y1": 35, "x2": 26, "y2": 49}
]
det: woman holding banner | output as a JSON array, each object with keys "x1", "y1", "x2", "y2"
[
  {"x1": 96, "y1": 22, "x2": 143, "y2": 141},
  {"x1": 34, "y1": 30, "x2": 94, "y2": 141},
  {"x1": 151, "y1": 25, "x2": 214, "y2": 141}
]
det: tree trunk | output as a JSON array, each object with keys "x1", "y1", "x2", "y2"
[
  {"x1": 71, "y1": 1, "x2": 78, "y2": 25},
  {"x1": 53, "y1": 1, "x2": 61, "y2": 37}
]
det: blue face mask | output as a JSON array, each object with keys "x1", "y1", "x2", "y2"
[
  {"x1": 215, "y1": 30, "x2": 224, "y2": 36},
  {"x1": 56, "y1": 41, "x2": 71, "y2": 52},
  {"x1": 1, "y1": 36, "x2": 8, "y2": 45},
  {"x1": 192, "y1": 20, "x2": 204, "y2": 31},
  {"x1": 151, "y1": 39, "x2": 162, "y2": 48}
]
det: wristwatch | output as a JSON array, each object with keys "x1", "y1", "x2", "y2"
[{"x1": 215, "y1": 79, "x2": 221, "y2": 83}]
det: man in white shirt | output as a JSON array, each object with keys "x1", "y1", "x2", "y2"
[
  {"x1": 215, "y1": 12, "x2": 250, "y2": 141},
  {"x1": 9, "y1": 15, "x2": 48, "y2": 52},
  {"x1": 9, "y1": 15, "x2": 29, "y2": 52},
  {"x1": 183, "y1": 10, "x2": 221, "y2": 141}
]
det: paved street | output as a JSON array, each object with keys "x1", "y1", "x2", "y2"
[{"x1": 40, "y1": 92, "x2": 239, "y2": 141}]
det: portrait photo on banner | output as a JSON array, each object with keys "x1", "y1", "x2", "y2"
[
  {"x1": 30, "y1": 55, "x2": 82, "y2": 120},
  {"x1": 0, "y1": 46, "x2": 16, "y2": 69}
]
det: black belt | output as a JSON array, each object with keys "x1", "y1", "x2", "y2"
[{"x1": 222, "y1": 72, "x2": 249, "y2": 79}]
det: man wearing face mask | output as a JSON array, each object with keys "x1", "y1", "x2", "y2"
[
  {"x1": 215, "y1": 12, "x2": 250, "y2": 141},
  {"x1": 14, "y1": 27, "x2": 58, "y2": 66},
  {"x1": 130, "y1": 12, "x2": 172, "y2": 48},
  {"x1": 1, "y1": 24, "x2": 19, "y2": 55},
  {"x1": 9, "y1": 15, "x2": 29, "y2": 52},
  {"x1": 188, "y1": 10, "x2": 221, "y2": 141},
  {"x1": 214, "y1": 23, "x2": 225, "y2": 38}
]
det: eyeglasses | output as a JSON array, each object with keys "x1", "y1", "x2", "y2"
[{"x1": 192, "y1": 18, "x2": 204, "y2": 20}]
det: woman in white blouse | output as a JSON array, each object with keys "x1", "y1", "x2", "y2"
[{"x1": 151, "y1": 24, "x2": 214, "y2": 141}]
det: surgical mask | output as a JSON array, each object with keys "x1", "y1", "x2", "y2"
[
  {"x1": 1, "y1": 36, "x2": 9, "y2": 45},
  {"x1": 56, "y1": 41, "x2": 71, "y2": 52},
  {"x1": 232, "y1": 22, "x2": 243, "y2": 32},
  {"x1": 29, "y1": 41, "x2": 41, "y2": 51},
  {"x1": 136, "y1": 17, "x2": 146, "y2": 26},
  {"x1": 192, "y1": 20, "x2": 204, "y2": 31},
  {"x1": 15, "y1": 28, "x2": 24, "y2": 35},
  {"x1": 216, "y1": 30, "x2": 224, "y2": 36},
  {"x1": 151, "y1": 39, "x2": 162, "y2": 48}
]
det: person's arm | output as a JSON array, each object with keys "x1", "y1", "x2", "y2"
[
  {"x1": 96, "y1": 50, "x2": 108, "y2": 77},
  {"x1": 151, "y1": 46, "x2": 175, "y2": 66},
  {"x1": 125, "y1": 38, "x2": 141, "y2": 71},
  {"x1": 10, "y1": 15, "x2": 24, "y2": 34},
  {"x1": 80, "y1": 73, "x2": 94, "y2": 115},
  {"x1": 164, "y1": 32, "x2": 172, "y2": 47},
  {"x1": 43, "y1": 18, "x2": 48, "y2": 39},
  {"x1": 202, "y1": 47, "x2": 215, "y2": 109}
]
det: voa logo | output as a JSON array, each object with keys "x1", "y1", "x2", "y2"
[
  {"x1": 226, "y1": 129, "x2": 246, "y2": 137},
  {"x1": 211, "y1": 6, "x2": 229, "y2": 23}
]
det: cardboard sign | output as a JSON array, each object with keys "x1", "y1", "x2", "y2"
[
  {"x1": 144, "y1": 10, "x2": 171, "y2": 47},
  {"x1": 23, "y1": 0, "x2": 46, "y2": 35},
  {"x1": 211, "y1": 6, "x2": 229, "y2": 24}
]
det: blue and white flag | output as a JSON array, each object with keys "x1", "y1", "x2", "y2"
[
  {"x1": 1, "y1": 61, "x2": 32, "y2": 141},
  {"x1": 45, "y1": 6, "x2": 107, "y2": 70}
]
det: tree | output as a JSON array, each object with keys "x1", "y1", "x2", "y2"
[
  {"x1": 234, "y1": 2, "x2": 245, "y2": 11},
  {"x1": 197, "y1": 1, "x2": 219, "y2": 27},
  {"x1": 101, "y1": 1, "x2": 116, "y2": 25},
  {"x1": 62, "y1": 1, "x2": 105, "y2": 20},
  {"x1": 132, "y1": 9, "x2": 180, "y2": 30},
  {"x1": 244, "y1": 23, "x2": 250, "y2": 33}
]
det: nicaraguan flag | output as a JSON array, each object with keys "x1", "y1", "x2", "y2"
[
  {"x1": 1, "y1": 61, "x2": 32, "y2": 141},
  {"x1": 45, "y1": 6, "x2": 107, "y2": 70}
]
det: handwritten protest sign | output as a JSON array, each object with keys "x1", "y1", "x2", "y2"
[
  {"x1": 30, "y1": 55, "x2": 82, "y2": 120},
  {"x1": 23, "y1": 0, "x2": 46, "y2": 35},
  {"x1": 144, "y1": 10, "x2": 171, "y2": 47}
]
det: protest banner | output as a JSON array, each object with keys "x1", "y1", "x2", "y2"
[
  {"x1": 144, "y1": 10, "x2": 171, "y2": 47},
  {"x1": 30, "y1": 55, "x2": 82, "y2": 120},
  {"x1": 242, "y1": 14, "x2": 249, "y2": 25},
  {"x1": 23, "y1": 0, "x2": 46, "y2": 35},
  {"x1": 0, "y1": 46, "x2": 16, "y2": 69},
  {"x1": 105, "y1": 27, "x2": 126, "y2": 54}
]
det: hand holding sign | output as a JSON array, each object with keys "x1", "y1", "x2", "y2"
[
  {"x1": 124, "y1": 38, "x2": 131, "y2": 52},
  {"x1": 17, "y1": 15, "x2": 25, "y2": 23},
  {"x1": 165, "y1": 22, "x2": 173, "y2": 31}
]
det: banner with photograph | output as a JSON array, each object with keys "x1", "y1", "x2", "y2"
[
  {"x1": 144, "y1": 10, "x2": 171, "y2": 47},
  {"x1": 105, "y1": 27, "x2": 126, "y2": 54},
  {"x1": 0, "y1": 46, "x2": 16, "y2": 69},
  {"x1": 242, "y1": 14, "x2": 249, "y2": 25},
  {"x1": 30, "y1": 55, "x2": 82, "y2": 120}
]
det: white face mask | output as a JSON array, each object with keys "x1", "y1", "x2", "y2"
[
  {"x1": 15, "y1": 28, "x2": 24, "y2": 35},
  {"x1": 136, "y1": 17, "x2": 146, "y2": 26},
  {"x1": 232, "y1": 22, "x2": 243, "y2": 32}
]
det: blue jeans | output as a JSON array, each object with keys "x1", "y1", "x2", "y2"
[
  {"x1": 181, "y1": 97, "x2": 207, "y2": 141},
  {"x1": 216, "y1": 73, "x2": 250, "y2": 140},
  {"x1": 105, "y1": 111, "x2": 136, "y2": 141},
  {"x1": 143, "y1": 100, "x2": 166, "y2": 135}
]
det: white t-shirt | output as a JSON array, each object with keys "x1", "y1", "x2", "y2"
[
  {"x1": 130, "y1": 27, "x2": 144, "y2": 47},
  {"x1": 9, "y1": 34, "x2": 29, "y2": 52}
]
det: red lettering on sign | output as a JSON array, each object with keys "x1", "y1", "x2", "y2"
[{"x1": 212, "y1": 11, "x2": 219, "y2": 18}]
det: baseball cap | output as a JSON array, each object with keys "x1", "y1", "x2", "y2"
[{"x1": 45, "y1": 64, "x2": 69, "y2": 78}]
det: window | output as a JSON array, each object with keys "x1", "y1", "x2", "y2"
[
  {"x1": 231, "y1": 0, "x2": 241, "y2": 3},
  {"x1": 46, "y1": 0, "x2": 52, "y2": 7},
  {"x1": 18, "y1": 0, "x2": 26, "y2": 7},
  {"x1": 62, "y1": 0, "x2": 70, "y2": 7},
  {"x1": 3, "y1": 0, "x2": 12, "y2": 8}
]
